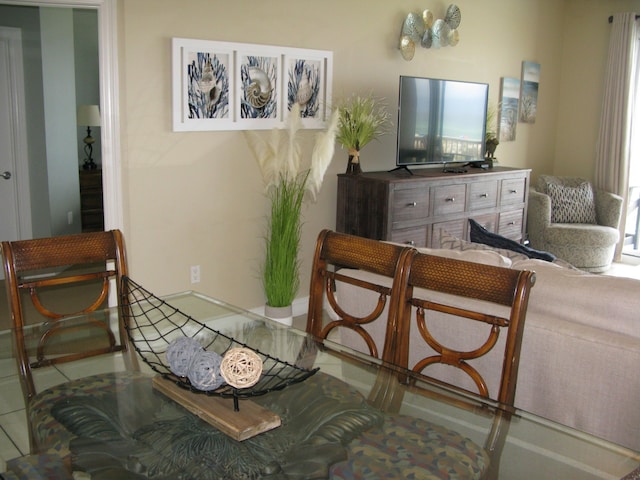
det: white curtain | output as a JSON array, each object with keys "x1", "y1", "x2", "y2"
[{"x1": 594, "y1": 12, "x2": 639, "y2": 259}]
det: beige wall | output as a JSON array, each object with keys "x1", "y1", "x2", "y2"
[
  {"x1": 555, "y1": 0, "x2": 640, "y2": 179},
  {"x1": 116, "y1": 0, "x2": 634, "y2": 310}
]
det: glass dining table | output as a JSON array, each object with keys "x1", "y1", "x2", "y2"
[{"x1": 4, "y1": 287, "x2": 640, "y2": 480}]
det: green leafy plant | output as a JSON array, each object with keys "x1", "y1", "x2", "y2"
[
  {"x1": 246, "y1": 103, "x2": 339, "y2": 307},
  {"x1": 262, "y1": 172, "x2": 307, "y2": 307},
  {"x1": 335, "y1": 94, "x2": 389, "y2": 174}
]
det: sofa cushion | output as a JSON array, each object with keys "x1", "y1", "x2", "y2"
[
  {"x1": 547, "y1": 181, "x2": 597, "y2": 224},
  {"x1": 468, "y1": 219, "x2": 556, "y2": 262}
]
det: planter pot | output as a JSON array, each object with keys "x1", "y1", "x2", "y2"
[{"x1": 264, "y1": 304, "x2": 293, "y2": 327}]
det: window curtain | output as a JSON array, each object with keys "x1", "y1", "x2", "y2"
[{"x1": 594, "y1": 12, "x2": 639, "y2": 260}]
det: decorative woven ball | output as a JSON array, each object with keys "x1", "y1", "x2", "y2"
[
  {"x1": 220, "y1": 347, "x2": 263, "y2": 389},
  {"x1": 166, "y1": 336, "x2": 204, "y2": 377},
  {"x1": 187, "y1": 350, "x2": 225, "y2": 391}
]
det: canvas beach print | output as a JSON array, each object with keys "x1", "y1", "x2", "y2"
[
  {"x1": 519, "y1": 61, "x2": 540, "y2": 123},
  {"x1": 498, "y1": 77, "x2": 520, "y2": 142}
]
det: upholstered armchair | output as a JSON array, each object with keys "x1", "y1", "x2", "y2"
[{"x1": 527, "y1": 175, "x2": 623, "y2": 273}]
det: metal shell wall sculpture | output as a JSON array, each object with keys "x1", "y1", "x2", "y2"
[{"x1": 399, "y1": 4, "x2": 461, "y2": 61}]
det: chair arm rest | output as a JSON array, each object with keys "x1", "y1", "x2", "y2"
[
  {"x1": 527, "y1": 190, "x2": 551, "y2": 247},
  {"x1": 595, "y1": 189, "x2": 623, "y2": 229}
]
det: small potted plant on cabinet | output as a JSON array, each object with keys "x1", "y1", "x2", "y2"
[
  {"x1": 336, "y1": 94, "x2": 389, "y2": 174},
  {"x1": 485, "y1": 103, "x2": 499, "y2": 163}
]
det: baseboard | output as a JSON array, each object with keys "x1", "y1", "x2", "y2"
[{"x1": 248, "y1": 295, "x2": 309, "y2": 319}]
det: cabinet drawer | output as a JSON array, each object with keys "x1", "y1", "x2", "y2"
[
  {"x1": 433, "y1": 184, "x2": 466, "y2": 216},
  {"x1": 469, "y1": 181, "x2": 498, "y2": 211},
  {"x1": 498, "y1": 209, "x2": 524, "y2": 240},
  {"x1": 390, "y1": 226, "x2": 427, "y2": 247},
  {"x1": 430, "y1": 219, "x2": 465, "y2": 247},
  {"x1": 501, "y1": 178, "x2": 526, "y2": 205},
  {"x1": 392, "y1": 188, "x2": 430, "y2": 225}
]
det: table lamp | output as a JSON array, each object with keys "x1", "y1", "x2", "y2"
[{"x1": 77, "y1": 104, "x2": 101, "y2": 170}]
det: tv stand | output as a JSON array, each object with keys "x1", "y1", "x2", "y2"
[
  {"x1": 388, "y1": 165, "x2": 413, "y2": 175},
  {"x1": 336, "y1": 167, "x2": 531, "y2": 248}
]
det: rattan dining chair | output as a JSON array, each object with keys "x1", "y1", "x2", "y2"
[
  {"x1": 391, "y1": 251, "x2": 536, "y2": 406},
  {"x1": 306, "y1": 229, "x2": 414, "y2": 359},
  {"x1": 383, "y1": 250, "x2": 536, "y2": 478},
  {"x1": 1, "y1": 229, "x2": 138, "y2": 452}
]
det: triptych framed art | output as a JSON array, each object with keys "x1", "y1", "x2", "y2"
[{"x1": 172, "y1": 38, "x2": 333, "y2": 131}]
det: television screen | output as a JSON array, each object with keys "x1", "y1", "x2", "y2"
[{"x1": 396, "y1": 76, "x2": 488, "y2": 168}]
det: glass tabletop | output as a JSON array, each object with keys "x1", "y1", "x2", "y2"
[
  {"x1": 11, "y1": 288, "x2": 640, "y2": 480},
  {"x1": 130, "y1": 288, "x2": 640, "y2": 479}
]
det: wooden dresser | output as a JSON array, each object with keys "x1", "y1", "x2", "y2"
[
  {"x1": 336, "y1": 167, "x2": 530, "y2": 248},
  {"x1": 79, "y1": 169, "x2": 104, "y2": 232}
]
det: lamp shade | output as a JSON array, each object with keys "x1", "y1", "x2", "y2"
[{"x1": 77, "y1": 104, "x2": 101, "y2": 126}]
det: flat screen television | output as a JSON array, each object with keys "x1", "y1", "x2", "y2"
[{"x1": 395, "y1": 75, "x2": 489, "y2": 171}]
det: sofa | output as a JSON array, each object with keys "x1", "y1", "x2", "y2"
[{"x1": 332, "y1": 238, "x2": 640, "y2": 452}]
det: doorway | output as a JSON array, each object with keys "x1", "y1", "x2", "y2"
[
  {"x1": 0, "y1": 26, "x2": 32, "y2": 246},
  {"x1": 0, "y1": 0, "x2": 122, "y2": 244}
]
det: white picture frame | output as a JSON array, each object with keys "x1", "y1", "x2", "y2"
[
  {"x1": 284, "y1": 48, "x2": 333, "y2": 129},
  {"x1": 172, "y1": 38, "x2": 333, "y2": 131}
]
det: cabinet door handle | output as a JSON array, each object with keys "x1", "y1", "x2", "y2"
[
  {"x1": 510, "y1": 189, "x2": 518, "y2": 194},
  {"x1": 407, "y1": 202, "x2": 417, "y2": 207},
  {"x1": 405, "y1": 240, "x2": 416, "y2": 246},
  {"x1": 508, "y1": 221, "x2": 516, "y2": 225},
  {"x1": 445, "y1": 197, "x2": 455, "y2": 202},
  {"x1": 480, "y1": 193, "x2": 488, "y2": 198}
]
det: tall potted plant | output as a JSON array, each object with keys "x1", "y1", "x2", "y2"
[
  {"x1": 246, "y1": 103, "x2": 339, "y2": 325},
  {"x1": 336, "y1": 94, "x2": 389, "y2": 174}
]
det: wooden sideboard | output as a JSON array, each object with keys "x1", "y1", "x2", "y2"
[
  {"x1": 79, "y1": 169, "x2": 104, "y2": 232},
  {"x1": 336, "y1": 167, "x2": 531, "y2": 248}
]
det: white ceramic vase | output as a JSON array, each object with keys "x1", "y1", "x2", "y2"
[{"x1": 264, "y1": 304, "x2": 293, "y2": 327}]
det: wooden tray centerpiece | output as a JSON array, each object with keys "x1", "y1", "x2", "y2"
[{"x1": 120, "y1": 277, "x2": 319, "y2": 441}]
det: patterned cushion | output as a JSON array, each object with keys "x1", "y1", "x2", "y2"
[
  {"x1": 330, "y1": 414, "x2": 489, "y2": 479},
  {"x1": 547, "y1": 182, "x2": 597, "y2": 224}
]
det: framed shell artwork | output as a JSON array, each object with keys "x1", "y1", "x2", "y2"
[{"x1": 172, "y1": 38, "x2": 333, "y2": 131}]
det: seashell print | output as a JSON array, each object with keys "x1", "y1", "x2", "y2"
[
  {"x1": 197, "y1": 61, "x2": 215, "y2": 94},
  {"x1": 296, "y1": 76, "x2": 312, "y2": 105},
  {"x1": 209, "y1": 80, "x2": 223, "y2": 106},
  {"x1": 246, "y1": 66, "x2": 272, "y2": 109}
]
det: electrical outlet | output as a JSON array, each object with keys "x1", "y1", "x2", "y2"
[
  {"x1": 67, "y1": 211, "x2": 73, "y2": 225},
  {"x1": 190, "y1": 265, "x2": 200, "y2": 284}
]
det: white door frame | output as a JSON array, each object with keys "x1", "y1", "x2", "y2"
[
  {"x1": 2, "y1": 0, "x2": 123, "y2": 235},
  {"x1": 0, "y1": 26, "x2": 32, "y2": 242}
]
